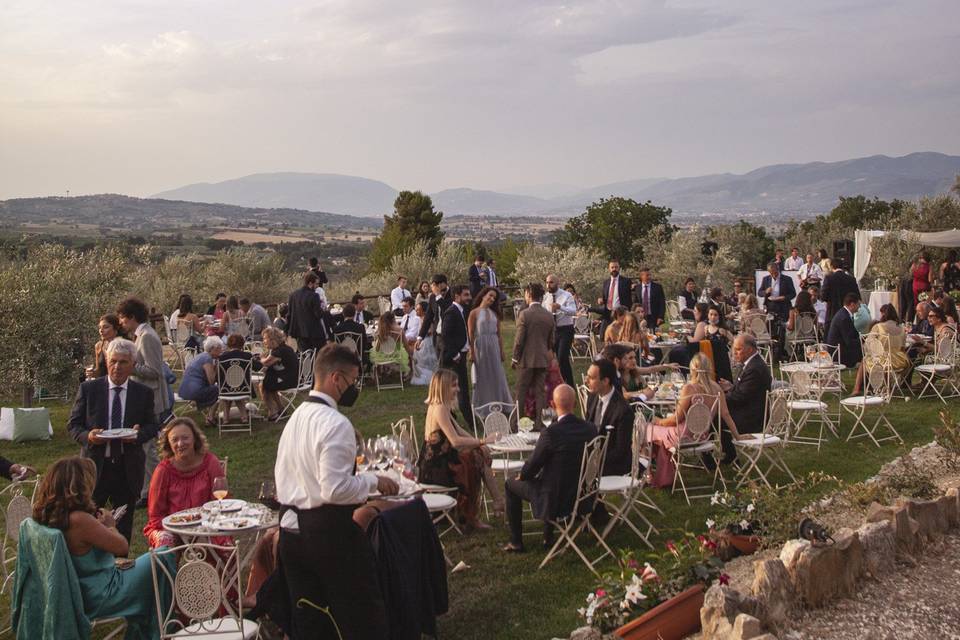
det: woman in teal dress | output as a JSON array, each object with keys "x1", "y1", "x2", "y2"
[{"x1": 32, "y1": 456, "x2": 174, "y2": 639}]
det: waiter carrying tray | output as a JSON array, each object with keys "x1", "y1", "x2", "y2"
[{"x1": 275, "y1": 344, "x2": 399, "y2": 639}]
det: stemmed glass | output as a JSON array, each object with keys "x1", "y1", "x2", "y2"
[
  {"x1": 258, "y1": 480, "x2": 279, "y2": 511},
  {"x1": 541, "y1": 407, "x2": 556, "y2": 429},
  {"x1": 212, "y1": 477, "x2": 229, "y2": 509}
]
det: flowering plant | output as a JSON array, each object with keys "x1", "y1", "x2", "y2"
[
  {"x1": 577, "y1": 550, "x2": 662, "y2": 632},
  {"x1": 705, "y1": 490, "x2": 759, "y2": 536},
  {"x1": 657, "y1": 532, "x2": 726, "y2": 598}
]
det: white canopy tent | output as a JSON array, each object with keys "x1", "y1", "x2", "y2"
[{"x1": 853, "y1": 228, "x2": 960, "y2": 282}]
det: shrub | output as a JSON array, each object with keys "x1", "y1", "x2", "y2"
[{"x1": 513, "y1": 244, "x2": 608, "y2": 300}]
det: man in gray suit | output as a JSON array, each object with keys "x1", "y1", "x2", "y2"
[
  {"x1": 512, "y1": 283, "x2": 556, "y2": 430},
  {"x1": 117, "y1": 297, "x2": 172, "y2": 505}
]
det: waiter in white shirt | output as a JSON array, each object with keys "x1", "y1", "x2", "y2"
[
  {"x1": 390, "y1": 276, "x2": 411, "y2": 315},
  {"x1": 275, "y1": 344, "x2": 398, "y2": 640},
  {"x1": 545, "y1": 274, "x2": 577, "y2": 386}
]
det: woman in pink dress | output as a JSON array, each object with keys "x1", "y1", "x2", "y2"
[
  {"x1": 912, "y1": 253, "x2": 933, "y2": 304},
  {"x1": 143, "y1": 417, "x2": 225, "y2": 548},
  {"x1": 644, "y1": 354, "x2": 745, "y2": 488}
]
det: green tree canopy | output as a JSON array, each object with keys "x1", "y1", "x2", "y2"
[
  {"x1": 709, "y1": 221, "x2": 776, "y2": 274},
  {"x1": 826, "y1": 195, "x2": 909, "y2": 230},
  {"x1": 554, "y1": 197, "x2": 671, "y2": 267},
  {"x1": 367, "y1": 190, "x2": 444, "y2": 274}
]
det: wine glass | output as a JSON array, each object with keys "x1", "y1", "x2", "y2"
[
  {"x1": 541, "y1": 407, "x2": 556, "y2": 429},
  {"x1": 258, "y1": 480, "x2": 279, "y2": 511},
  {"x1": 212, "y1": 477, "x2": 229, "y2": 511}
]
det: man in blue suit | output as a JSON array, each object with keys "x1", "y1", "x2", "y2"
[{"x1": 758, "y1": 261, "x2": 796, "y2": 361}]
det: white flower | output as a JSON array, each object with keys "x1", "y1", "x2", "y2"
[
  {"x1": 624, "y1": 577, "x2": 648, "y2": 604},
  {"x1": 710, "y1": 493, "x2": 720, "y2": 505},
  {"x1": 740, "y1": 519, "x2": 750, "y2": 530},
  {"x1": 706, "y1": 518, "x2": 716, "y2": 529},
  {"x1": 746, "y1": 504, "x2": 755, "y2": 513},
  {"x1": 720, "y1": 496, "x2": 727, "y2": 505}
]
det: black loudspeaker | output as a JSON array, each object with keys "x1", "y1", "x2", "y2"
[{"x1": 833, "y1": 240, "x2": 855, "y2": 266}]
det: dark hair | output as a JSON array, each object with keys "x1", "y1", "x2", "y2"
[
  {"x1": 733, "y1": 280, "x2": 742, "y2": 287},
  {"x1": 418, "y1": 281, "x2": 430, "y2": 294},
  {"x1": 929, "y1": 306, "x2": 946, "y2": 323},
  {"x1": 693, "y1": 302, "x2": 710, "y2": 322},
  {"x1": 238, "y1": 297, "x2": 250, "y2": 307},
  {"x1": 794, "y1": 291, "x2": 815, "y2": 315},
  {"x1": 99, "y1": 313, "x2": 122, "y2": 335},
  {"x1": 564, "y1": 283, "x2": 576, "y2": 293},
  {"x1": 308, "y1": 257, "x2": 319, "y2": 267},
  {"x1": 116, "y1": 297, "x2": 148, "y2": 323},
  {"x1": 684, "y1": 277, "x2": 696, "y2": 286},
  {"x1": 417, "y1": 301, "x2": 429, "y2": 313},
  {"x1": 612, "y1": 306, "x2": 627, "y2": 321},
  {"x1": 351, "y1": 293, "x2": 364, "y2": 305},
  {"x1": 601, "y1": 343, "x2": 633, "y2": 363},
  {"x1": 402, "y1": 296, "x2": 415, "y2": 307},
  {"x1": 277, "y1": 302, "x2": 289, "y2": 318},
  {"x1": 942, "y1": 296, "x2": 959, "y2": 323},
  {"x1": 591, "y1": 358, "x2": 619, "y2": 387},
  {"x1": 303, "y1": 271, "x2": 319, "y2": 286},
  {"x1": 342, "y1": 303, "x2": 356, "y2": 317},
  {"x1": 638, "y1": 266, "x2": 650, "y2": 273},
  {"x1": 226, "y1": 295, "x2": 240, "y2": 311},
  {"x1": 397, "y1": 275, "x2": 407, "y2": 282},
  {"x1": 474, "y1": 255, "x2": 484, "y2": 262},
  {"x1": 450, "y1": 284, "x2": 469, "y2": 297},
  {"x1": 843, "y1": 292, "x2": 860, "y2": 306},
  {"x1": 834, "y1": 258, "x2": 847, "y2": 270},
  {"x1": 226, "y1": 333, "x2": 245, "y2": 349},
  {"x1": 818, "y1": 249, "x2": 829, "y2": 260},
  {"x1": 431, "y1": 274, "x2": 448, "y2": 285},
  {"x1": 33, "y1": 456, "x2": 98, "y2": 531},
  {"x1": 709, "y1": 287, "x2": 722, "y2": 300},
  {"x1": 486, "y1": 258, "x2": 495, "y2": 265},
  {"x1": 314, "y1": 343, "x2": 361, "y2": 381},
  {"x1": 177, "y1": 295, "x2": 193, "y2": 315},
  {"x1": 473, "y1": 286, "x2": 501, "y2": 314},
  {"x1": 878, "y1": 304, "x2": 900, "y2": 324},
  {"x1": 525, "y1": 283, "x2": 545, "y2": 301},
  {"x1": 947, "y1": 250, "x2": 958, "y2": 263}
]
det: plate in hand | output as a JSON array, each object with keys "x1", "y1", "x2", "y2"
[{"x1": 98, "y1": 428, "x2": 139, "y2": 439}]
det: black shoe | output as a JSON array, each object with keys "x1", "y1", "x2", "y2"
[
  {"x1": 136, "y1": 498, "x2": 147, "y2": 509},
  {"x1": 589, "y1": 507, "x2": 610, "y2": 530},
  {"x1": 720, "y1": 456, "x2": 737, "y2": 466},
  {"x1": 542, "y1": 532, "x2": 556, "y2": 549}
]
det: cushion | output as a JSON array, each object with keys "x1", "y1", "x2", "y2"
[
  {"x1": 788, "y1": 400, "x2": 828, "y2": 411},
  {"x1": 734, "y1": 434, "x2": 781, "y2": 447},
  {"x1": 840, "y1": 396, "x2": 885, "y2": 407},
  {"x1": 599, "y1": 475, "x2": 638, "y2": 492},
  {"x1": 0, "y1": 408, "x2": 14, "y2": 441},
  {"x1": 12, "y1": 408, "x2": 52, "y2": 443}
]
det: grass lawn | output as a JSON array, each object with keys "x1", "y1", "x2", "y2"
[{"x1": 1, "y1": 319, "x2": 950, "y2": 639}]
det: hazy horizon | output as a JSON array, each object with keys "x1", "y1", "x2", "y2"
[{"x1": 2, "y1": 0, "x2": 959, "y2": 200}]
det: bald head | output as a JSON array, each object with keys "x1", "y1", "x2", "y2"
[
  {"x1": 552, "y1": 384, "x2": 576, "y2": 416},
  {"x1": 545, "y1": 273, "x2": 559, "y2": 293}
]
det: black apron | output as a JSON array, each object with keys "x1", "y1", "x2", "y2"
[{"x1": 277, "y1": 395, "x2": 388, "y2": 640}]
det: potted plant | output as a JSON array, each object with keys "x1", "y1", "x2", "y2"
[{"x1": 705, "y1": 491, "x2": 761, "y2": 558}]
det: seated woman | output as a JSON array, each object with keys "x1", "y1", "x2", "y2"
[
  {"x1": 617, "y1": 311, "x2": 653, "y2": 363},
  {"x1": 601, "y1": 343, "x2": 676, "y2": 401},
  {"x1": 852, "y1": 304, "x2": 911, "y2": 394},
  {"x1": 205, "y1": 294, "x2": 227, "y2": 337},
  {"x1": 89, "y1": 314, "x2": 123, "y2": 379},
  {"x1": 173, "y1": 294, "x2": 203, "y2": 351},
  {"x1": 143, "y1": 418, "x2": 225, "y2": 548},
  {"x1": 668, "y1": 302, "x2": 711, "y2": 369},
  {"x1": 178, "y1": 336, "x2": 224, "y2": 426},
  {"x1": 222, "y1": 295, "x2": 246, "y2": 337},
  {"x1": 258, "y1": 327, "x2": 299, "y2": 421},
  {"x1": 644, "y1": 354, "x2": 745, "y2": 488},
  {"x1": 219, "y1": 333, "x2": 257, "y2": 423},
  {"x1": 32, "y1": 456, "x2": 174, "y2": 639},
  {"x1": 369, "y1": 312, "x2": 410, "y2": 377},
  {"x1": 419, "y1": 369, "x2": 503, "y2": 530},
  {"x1": 603, "y1": 306, "x2": 628, "y2": 344},
  {"x1": 786, "y1": 291, "x2": 818, "y2": 339}
]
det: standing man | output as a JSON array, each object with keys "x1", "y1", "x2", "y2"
[
  {"x1": 784, "y1": 247, "x2": 804, "y2": 271},
  {"x1": 485, "y1": 258, "x2": 499, "y2": 289},
  {"x1": 440, "y1": 285, "x2": 474, "y2": 422},
  {"x1": 596, "y1": 260, "x2": 633, "y2": 336},
  {"x1": 545, "y1": 274, "x2": 577, "y2": 386},
  {"x1": 390, "y1": 276, "x2": 411, "y2": 315},
  {"x1": 772, "y1": 249, "x2": 786, "y2": 273},
  {"x1": 275, "y1": 344, "x2": 398, "y2": 640},
  {"x1": 468, "y1": 255, "x2": 485, "y2": 298},
  {"x1": 798, "y1": 254, "x2": 824, "y2": 288},
  {"x1": 820, "y1": 259, "x2": 861, "y2": 325},
  {"x1": 116, "y1": 297, "x2": 170, "y2": 507},
  {"x1": 512, "y1": 283, "x2": 556, "y2": 430},
  {"x1": 416, "y1": 274, "x2": 451, "y2": 351},
  {"x1": 68, "y1": 338, "x2": 159, "y2": 541},
  {"x1": 826, "y1": 293, "x2": 864, "y2": 368},
  {"x1": 718, "y1": 334, "x2": 771, "y2": 464},
  {"x1": 307, "y1": 256, "x2": 328, "y2": 287},
  {"x1": 758, "y1": 261, "x2": 796, "y2": 361},
  {"x1": 634, "y1": 267, "x2": 666, "y2": 328},
  {"x1": 287, "y1": 272, "x2": 329, "y2": 352}
]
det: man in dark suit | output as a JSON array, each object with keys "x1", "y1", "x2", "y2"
[
  {"x1": 820, "y1": 259, "x2": 861, "y2": 325},
  {"x1": 416, "y1": 274, "x2": 451, "y2": 351},
  {"x1": 826, "y1": 293, "x2": 863, "y2": 368},
  {"x1": 634, "y1": 267, "x2": 666, "y2": 328},
  {"x1": 468, "y1": 255, "x2": 485, "y2": 297},
  {"x1": 345, "y1": 293, "x2": 374, "y2": 326},
  {"x1": 718, "y1": 334, "x2": 771, "y2": 463},
  {"x1": 512, "y1": 283, "x2": 556, "y2": 430},
  {"x1": 333, "y1": 303, "x2": 370, "y2": 366},
  {"x1": 307, "y1": 256, "x2": 329, "y2": 287},
  {"x1": 68, "y1": 338, "x2": 158, "y2": 541},
  {"x1": 584, "y1": 359, "x2": 635, "y2": 477},
  {"x1": 287, "y1": 271, "x2": 330, "y2": 352},
  {"x1": 440, "y1": 285, "x2": 474, "y2": 422},
  {"x1": 594, "y1": 260, "x2": 634, "y2": 336},
  {"x1": 502, "y1": 385, "x2": 597, "y2": 552},
  {"x1": 758, "y1": 261, "x2": 796, "y2": 361}
]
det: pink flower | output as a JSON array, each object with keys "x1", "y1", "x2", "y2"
[
  {"x1": 705, "y1": 540, "x2": 718, "y2": 551},
  {"x1": 719, "y1": 574, "x2": 730, "y2": 586},
  {"x1": 627, "y1": 558, "x2": 639, "y2": 570},
  {"x1": 595, "y1": 589, "x2": 607, "y2": 598},
  {"x1": 640, "y1": 563, "x2": 659, "y2": 583}
]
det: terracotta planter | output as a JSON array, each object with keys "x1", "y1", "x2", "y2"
[
  {"x1": 613, "y1": 584, "x2": 705, "y2": 640},
  {"x1": 727, "y1": 533, "x2": 761, "y2": 555}
]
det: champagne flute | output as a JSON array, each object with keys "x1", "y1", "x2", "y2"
[{"x1": 212, "y1": 476, "x2": 229, "y2": 512}]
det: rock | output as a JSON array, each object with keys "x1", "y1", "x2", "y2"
[
  {"x1": 701, "y1": 585, "x2": 739, "y2": 639},
  {"x1": 752, "y1": 635, "x2": 779, "y2": 640},
  {"x1": 785, "y1": 529, "x2": 864, "y2": 608},
  {"x1": 866, "y1": 502, "x2": 919, "y2": 555},
  {"x1": 902, "y1": 498, "x2": 948, "y2": 542},
  {"x1": 778, "y1": 539, "x2": 808, "y2": 571},
  {"x1": 938, "y1": 492, "x2": 959, "y2": 528},
  {"x1": 857, "y1": 520, "x2": 896, "y2": 578},
  {"x1": 568, "y1": 626, "x2": 601, "y2": 640},
  {"x1": 751, "y1": 559, "x2": 795, "y2": 628},
  {"x1": 731, "y1": 613, "x2": 764, "y2": 639}
]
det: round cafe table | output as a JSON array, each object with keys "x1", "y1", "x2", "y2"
[
  {"x1": 780, "y1": 362, "x2": 846, "y2": 374},
  {"x1": 162, "y1": 501, "x2": 278, "y2": 572},
  {"x1": 488, "y1": 432, "x2": 539, "y2": 455}
]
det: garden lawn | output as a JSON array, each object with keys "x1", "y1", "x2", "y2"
[{"x1": 0, "y1": 319, "x2": 950, "y2": 639}]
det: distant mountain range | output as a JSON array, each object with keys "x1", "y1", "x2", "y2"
[{"x1": 145, "y1": 151, "x2": 958, "y2": 218}]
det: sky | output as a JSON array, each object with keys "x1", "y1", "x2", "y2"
[{"x1": 1, "y1": 0, "x2": 959, "y2": 199}]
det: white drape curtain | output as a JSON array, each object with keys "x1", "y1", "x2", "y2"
[{"x1": 854, "y1": 228, "x2": 960, "y2": 281}]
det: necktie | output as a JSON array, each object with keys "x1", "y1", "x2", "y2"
[
  {"x1": 643, "y1": 285, "x2": 650, "y2": 315},
  {"x1": 608, "y1": 277, "x2": 616, "y2": 310},
  {"x1": 111, "y1": 386, "x2": 123, "y2": 431},
  {"x1": 402, "y1": 315, "x2": 409, "y2": 332}
]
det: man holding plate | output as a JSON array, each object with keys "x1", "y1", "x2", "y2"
[{"x1": 68, "y1": 338, "x2": 159, "y2": 541}]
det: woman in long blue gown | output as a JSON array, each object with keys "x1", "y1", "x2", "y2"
[{"x1": 468, "y1": 287, "x2": 513, "y2": 417}]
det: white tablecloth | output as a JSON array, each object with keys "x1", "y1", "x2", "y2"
[{"x1": 867, "y1": 291, "x2": 893, "y2": 320}]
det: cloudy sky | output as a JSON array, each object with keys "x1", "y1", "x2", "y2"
[{"x1": 1, "y1": 0, "x2": 958, "y2": 199}]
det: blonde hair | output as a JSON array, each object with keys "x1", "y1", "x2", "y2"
[
  {"x1": 261, "y1": 326, "x2": 285, "y2": 347},
  {"x1": 425, "y1": 369, "x2": 458, "y2": 407},
  {"x1": 741, "y1": 294, "x2": 758, "y2": 311},
  {"x1": 618, "y1": 312, "x2": 644, "y2": 344},
  {"x1": 158, "y1": 417, "x2": 209, "y2": 460},
  {"x1": 688, "y1": 353, "x2": 719, "y2": 392}
]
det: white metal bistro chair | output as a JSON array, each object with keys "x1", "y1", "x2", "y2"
[
  {"x1": 422, "y1": 493, "x2": 461, "y2": 538},
  {"x1": 665, "y1": 300, "x2": 681, "y2": 323},
  {"x1": 788, "y1": 312, "x2": 819, "y2": 360},
  {"x1": 539, "y1": 435, "x2": 614, "y2": 577},
  {"x1": 334, "y1": 331, "x2": 366, "y2": 390},
  {"x1": 597, "y1": 413, "x2": 659, "y2": 549},
  {"x1": 0, "y1": 478, "x2": 38, "y2": 635},
  {"x1": 276, "y1": 348, "x2": 316, "y2": 419},
  {"x1": 150, "y1": 542, "x2": 258, "y2": 639},
  {"x1": 785, "y1": 368, "x2": 838, "y2": 450},
  {"x1": 734, "y1": 389, "x2": 797, "y2": 488},
  {"x1": 216, "y1": 357, "x2": 253, "y2": 435},
  {"x1": 377, "y1": 296, "x2": 392, "y2": 316},
  {"x1": 576, "y1": 384, "x2": 590, "y2": 418},
  {"x1": 669, "y1": 394, "x2": 726, "y2": 505},
  {"x1": 842, "y1": 362, "x2": 902, "y2": 447},
  {"x1": 915, "y1": 326, "x2": 959, "y2": 403},
  {"x1": 372, "y1": 336, "x2": 405, "y2": 392},
  {"x1": 745, "y1": 314, "x2": 775, "y2": 368},
  {"x1": 472, "y1": 401, "x2": 523, "y2": 477},
  {"x1": 571, "y1": 315, "x2": 593, "y2": 361}
]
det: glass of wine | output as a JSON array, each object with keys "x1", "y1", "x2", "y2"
[
  {"x1": 212, "y1": 476, "x2": 229, "y2": 512},
  {"x1": 541, "y1": 407, "x2": 556, "y2": 429},
  {"x1": 258, "y1": 480, "x2": 279, "y2": 511}
]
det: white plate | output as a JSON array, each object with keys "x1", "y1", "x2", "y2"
[
  {"x1": 98, "y1": 428, "x2": 139, "y2": 439},
  {"x1": 203, "y1": 499, "x2": 245, "y2": 512},
  {"x1": 212, "y1": 516, "x2": 259, "y2": 531},
  {"x1": 162, "y1": 510, "x2": 203, "y2": 528}
]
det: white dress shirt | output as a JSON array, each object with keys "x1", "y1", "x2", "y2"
[
  {"x1": 316, "y1": 287, "x2": 328, "y2": 309},
  {"x1": 550, "y1": 288, "x2": 577, "y2": 327},
  {"x1": 105, "y1": 378, "x2": 129, "y2": 457},
  {"x1": 390, "y1": 287, "x2": 411, "y2": 311},
  {"x1": 275, "y1": 391, "x2": 378, "y2": 531},
  {"x1": 784, "y1": 256, "x2": 804, "y2": 271},
  {"x1": 607, "y1": 276, "x2": 622, "y2": 309},
  {"x1": 486, "y1": 267, "x2": 498, "y2": 288},
  {"x1": 798, "y1": 262, "x2": 824, "y2": 282},
  {"x1": 401, "y1": 312, "x2": 421, "y2": 341}
]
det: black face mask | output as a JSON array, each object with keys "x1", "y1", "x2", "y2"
[{"x1": 339, "y1": 381, "x2": 360, "y2": 407}]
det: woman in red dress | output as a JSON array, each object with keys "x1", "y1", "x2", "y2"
[
  {"x1": 143, "y1": 417, "x2": 225, "y2": 548},
  {"x1": 912, "y1": 253, "x2": 933, "y2": 304}
]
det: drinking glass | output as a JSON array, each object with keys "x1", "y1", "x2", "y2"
[
  {"x1": 212, "y1": 477, "x2": 229, "y2": 510},
  {"x1": 258, "y1": 480, "x2": 279, "y2": 511},
  {"x1": 541, "y1": 407, "x2": 556, "y2": 428}
]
